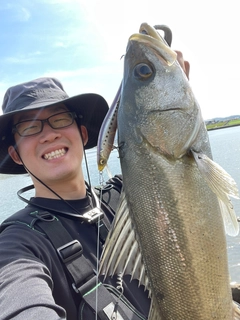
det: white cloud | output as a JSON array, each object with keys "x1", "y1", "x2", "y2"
[
  {"x1": 42, "y1": 0, "x2": 79, "y2": 3},
  {"x1": 1, "y1": 0, "x2": 240, "y2": 119},
  {"x1": 0, "y1": 3, "x2": 31, "y2": 22},
  {"x1": 18, "y1": 6, "x2": 31, "y2": 21},
  {"x1": 53, "y1": 42, "x2": 66, "y2": 48},
  {"x1": 5, "y1": 51, "x2": 43, "y2": 64},
  {"x1": 39, "y1": 62, "x2": 123, "y2": 105}
]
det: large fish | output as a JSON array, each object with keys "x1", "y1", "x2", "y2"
[{"x1": 99, "y1": 23, "x2": 240, "y2": 319}]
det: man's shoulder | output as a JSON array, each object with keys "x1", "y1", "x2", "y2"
[{"x1": 0, "y1": 205, "x2": 40, "y2": 231}]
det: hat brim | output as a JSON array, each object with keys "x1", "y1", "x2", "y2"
[{"x1": 0, "y1": 93, "x2": 109, "y2": 174}]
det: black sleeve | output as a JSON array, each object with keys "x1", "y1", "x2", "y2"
[{"x1": 0, "y1": 224, "x2": 67, "y2": 319}]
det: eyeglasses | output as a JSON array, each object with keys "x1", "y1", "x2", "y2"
[{"x1": 12, "y1": 111, "x2": 77, "y2": 137}]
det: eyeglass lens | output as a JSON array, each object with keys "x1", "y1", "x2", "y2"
[{"x1": 14, "y1": 111, "x2": 75, "y2": 137}]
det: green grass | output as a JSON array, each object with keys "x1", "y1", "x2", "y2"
[{"x1": 206, "y1": 119, "x2": 240, "y2": 130}]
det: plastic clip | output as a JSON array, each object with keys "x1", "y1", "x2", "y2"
[{"x1": 57, "y1": 240, "x2": 83, "y2": 263}]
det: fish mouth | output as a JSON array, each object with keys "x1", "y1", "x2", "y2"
[
  {"x1": 42, "y1": 148, "x2": 67, "y2": 160},
  {"x1": 128, "y1": 23, "x2": 177, "y2": 66}
]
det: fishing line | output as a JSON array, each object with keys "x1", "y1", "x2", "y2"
[
  {"x1": 95, "y1": 174, "x2": 104, "y2": 320},
  {"x1": 79, "y1": 127, "x2": 92, "y2": 190},
  {"x1": 79, "y1": 120, "x2": 105, "y2": 320}
]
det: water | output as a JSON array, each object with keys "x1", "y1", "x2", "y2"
[
  {"x1": 208, "y1": 126, "x2": 240, "y2": 283},
  {"x1": 0, "y1": 126, "x2": 240, "y2": 282}
]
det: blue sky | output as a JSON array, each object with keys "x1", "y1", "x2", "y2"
[{"x1": 0, "y1": 0, "x2": 239, "y2": 120}]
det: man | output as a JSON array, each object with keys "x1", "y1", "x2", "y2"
[
  {"x1": 0, "y1": 54, "x2": 190, "y2": 320},
  {"x1": 0, "y1": 77, "x2": 152, "y2": 320}
]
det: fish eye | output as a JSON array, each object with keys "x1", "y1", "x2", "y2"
[{"x1": 134, "y1": 63, "x2": 153, "y2": 80}]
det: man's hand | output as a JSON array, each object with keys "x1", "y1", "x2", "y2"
[{"x1": 175, "y1": 50, "x2": 190, "y2": 80}]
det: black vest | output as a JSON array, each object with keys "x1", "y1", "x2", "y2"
[{"x1": 0, "y1": 175, "x2": 149, "y2": 320}]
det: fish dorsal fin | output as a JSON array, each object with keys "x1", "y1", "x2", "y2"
[
  {"x1": 99, "y1": 190, "x2": 151, "y2": 294},
  {"x1": 192, "y1": 150, "x2": 239, "y2": 236}
]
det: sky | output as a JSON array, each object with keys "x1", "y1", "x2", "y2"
[{"x1": 0, "y1": 0, "x2": 239, "y2": 120}]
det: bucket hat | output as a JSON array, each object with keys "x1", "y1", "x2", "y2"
[{"x1": 0, "y1": 77, "x2": 109, "y2": 174}]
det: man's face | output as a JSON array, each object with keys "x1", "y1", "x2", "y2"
[{"x1": 8, "y1": 104, "x2": 88, "y2": 187}]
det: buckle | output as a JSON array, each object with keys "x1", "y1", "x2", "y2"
[
  {"x1": 57, "y1": 240, "x2": 83, "y2": 263},
  {"x1": 82, "y1": 207, "x2": 104, "y2": 224}
]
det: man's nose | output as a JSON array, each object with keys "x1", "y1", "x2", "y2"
[{"x1": 39, "y1": 122, "x2": 61, "y2": 142}]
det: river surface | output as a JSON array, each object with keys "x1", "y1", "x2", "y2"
[{"x1": 0, "y1": 126, "x2": 240, "y2": 282}]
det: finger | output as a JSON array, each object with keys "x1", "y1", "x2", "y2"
[
  {"x1": 175, "y1": 50, "x2": 190, "y2": 80},
  {"x1": 184, "y1": 61, "x2": 190, "y2": 80}
]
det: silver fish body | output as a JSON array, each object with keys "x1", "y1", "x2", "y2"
[{"x1": 100, "y1": 23, "x2": 240, "y2": 319}]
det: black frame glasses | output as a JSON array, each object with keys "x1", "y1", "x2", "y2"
[{"x1": 12, "y1": 111, "x2": 77, "y2": 137}]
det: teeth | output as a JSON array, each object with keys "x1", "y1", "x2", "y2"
[{"x1": 43, "y1": 148, "x2": 66, "y2": 160}]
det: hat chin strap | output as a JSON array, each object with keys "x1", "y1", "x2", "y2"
[{"x1": 14, "y1": 146, "x2": 67, "y2": 199}]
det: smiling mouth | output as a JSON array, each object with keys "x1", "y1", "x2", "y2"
[{"x1": 43, "y1": 148, "x2": 67, "y2": 160}]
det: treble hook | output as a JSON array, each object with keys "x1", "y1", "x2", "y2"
[{"x1": 110, "y1": 302, "x2": 119, "y2": 320}]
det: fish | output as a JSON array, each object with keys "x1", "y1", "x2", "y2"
[
  {"x1": 97, "y1": 25, "x2": 175, "y2": 172},
  {"x1": 99, "y1": 22, "x2": 240, "y2": 319}
]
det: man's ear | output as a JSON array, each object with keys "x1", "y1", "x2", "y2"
[
  {"x1": 80, "y1": 126, "x2": 88, "y2": 146},
  {"x1": 8, "y1": 146, "x2": 22, "y2": 165}
]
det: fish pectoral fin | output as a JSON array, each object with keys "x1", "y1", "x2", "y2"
[
  {"x1": 233, "y1": 301, "x2": 240, "y2": 319},
  {"x1": 99, "y1": 190, "x2": 150, "y2": 292},
  {"x1": 218, "y1": 198, "x2": 239, "y2": 237},
  {"x1": 192, "y1": 150, "x2": 239, "y2": 236}
]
